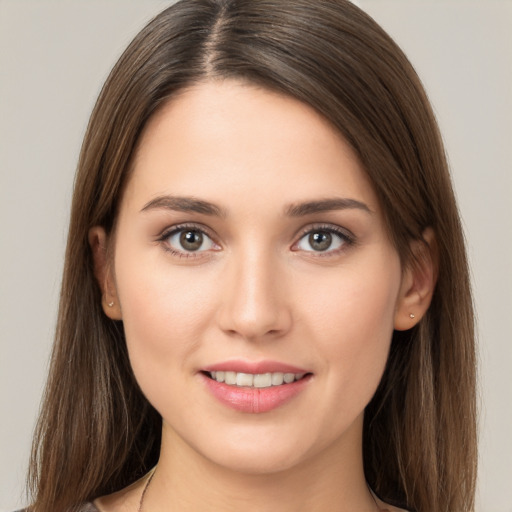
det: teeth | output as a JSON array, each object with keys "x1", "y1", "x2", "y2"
[
  {"x1": 236, "y1": 372, "x2": 254, "y2": 387},
  {"x1": 283, "y1": 373, "x2": 295, "y2": 384},
  {"x1": 225, "y1": 371, "x2": 237, "y2": 385},
  {"x1": 271, "y1": 372, "x2": 284, "y2": 385},
  {"x1": 208, "y1": 371, "x2": 306, "y2": 388},
  {"x1": 253, "y1": 373, "x2": 272, "y2": 388}
]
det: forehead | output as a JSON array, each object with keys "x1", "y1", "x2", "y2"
[{"x1": 124, "y1": 80, "x2": 379, "y2": 213}]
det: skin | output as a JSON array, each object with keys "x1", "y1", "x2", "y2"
[{"x1": 90, "y1": 80, "x2": 435, "y2": 512}]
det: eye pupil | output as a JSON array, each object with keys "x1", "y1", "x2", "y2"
[
  {"x1": 309, "y1": 231, "x2": 332, "y2": 251},
  {"x1": 180, "y1": 230, "x2": 203, "y2": 251}
]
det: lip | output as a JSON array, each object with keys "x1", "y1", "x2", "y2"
[
  {"x1": 200, "y1": 360, "x2": 312, "y2": 414},
  {"x1": 202, "y1": 359, "x2": 309, "y2": 374}
]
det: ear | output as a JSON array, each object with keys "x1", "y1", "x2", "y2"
[
  {"x1": 394, "y1": 228, "x2": 438, "y2": 331},
  {"x1": 88, "y1": 226, "x2": 122, "y2": 320}
]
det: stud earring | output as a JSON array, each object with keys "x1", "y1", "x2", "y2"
[
  {"x1": 409, "y1": 313, "x2": 415, "y2": 319},
  {"x1": 107, "y1": 301, "x2": 114, "y2": 307}
]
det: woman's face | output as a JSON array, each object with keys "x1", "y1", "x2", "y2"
[{"x1": 101, "y1": 81, "x2": 411, "y2": 474}]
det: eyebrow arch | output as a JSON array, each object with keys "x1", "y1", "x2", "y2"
[
  {"x1": 141, "y1": 195, "x2": 225, "y2": 216},
  {"x1": 285, "y1": 198, "x2": 373, "y2": 216}
]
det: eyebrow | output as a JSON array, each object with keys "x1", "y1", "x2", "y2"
[
  {"x1": 141, "y1": 195, "x2": 226, "y2": 216},
  {"x1": 140, "y1": 195, "x2": 372, "y2": 217},
  {"x1": 285, "y1": 198, "x2": 372, "y2": 216}
]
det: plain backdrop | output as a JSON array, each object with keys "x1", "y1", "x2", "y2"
[{"x1": 1, "y1": 1, "x2": 511, "y2": 511}]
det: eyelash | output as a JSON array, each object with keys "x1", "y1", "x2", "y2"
[
  {"x1": 157, "y1": 223, "x2": 355, "y2": 258},
  {"x1": 292, "y1": 224, "x2": 355, "y2": 257},
  {"x1": 157, "y1": 223, "x2": 219, "y2": 259}
]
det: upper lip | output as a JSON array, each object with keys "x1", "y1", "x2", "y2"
[{"x1": 202, "y1": 359, "x2": 310, "y2": 374}]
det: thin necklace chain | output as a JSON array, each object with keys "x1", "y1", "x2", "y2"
[
  {"x1": 137, "y1": 469, "x2": 385, "y2": 512},
  {"x1": 137, "y1": 468, "x2": 156, "y2": 512},
  {"x1": 368, "y1": 482, "x2": 389, "y2": 511}
]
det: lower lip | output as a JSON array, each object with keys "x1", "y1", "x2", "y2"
[{"x1": 201, "y1": 374, "x2": 311, "y2": 413}]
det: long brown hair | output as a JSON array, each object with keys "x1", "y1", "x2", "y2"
[{"x1": 28, "y1": 1, "x2": 477, "y2": 511}]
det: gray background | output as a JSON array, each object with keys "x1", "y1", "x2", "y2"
[{"x1": 1, "y1": 1, "x2": 511, "y2": 510}]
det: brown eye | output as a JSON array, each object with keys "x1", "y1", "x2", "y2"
[
  {"x1": 180, "y1": 230, "x2": 203, "y2": 251},
  {"x1": 165, "y1": 228, "x2": 217, "y2": 254},
  {"x1": 295, "y1": 228, "x2": 348, "y2": 253},
  {"x1": 308, "y1": 232, "x2": 332, "y2": 251}
]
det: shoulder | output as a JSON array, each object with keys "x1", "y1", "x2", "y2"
[
  {"x1": 76, "y1": 504, "x2": 101, "y2": 512},
  {"x1": 12, "y1": 506, "x2": 99, "y2": 512}
]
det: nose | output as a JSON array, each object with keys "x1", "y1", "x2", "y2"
[{"x1": 216, "y1": 248, "x2": 292, "y2": 342}]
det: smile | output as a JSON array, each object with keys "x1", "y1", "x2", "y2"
[
  {"x1": 207, "y1": 371, "x2": 306, "y2": 388},
  {"x1": 201, "y1": 365, "x2": 312, "y2": 413}
]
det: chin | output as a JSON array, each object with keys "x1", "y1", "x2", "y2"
[
  {"x1": 187, "y1": 424, "x2": 332, "y2": 477},
  {"x1": 207, "y1": 447, "x2": 306, "y2": 476}
]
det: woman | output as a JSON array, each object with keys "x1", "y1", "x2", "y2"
[{"x1": 26, "y1": 1, "x2": 477, "y2": 511}]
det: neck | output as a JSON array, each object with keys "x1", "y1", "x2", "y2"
[{"x1": 145, "y1": 418, "x2": 379, "y2": 512}]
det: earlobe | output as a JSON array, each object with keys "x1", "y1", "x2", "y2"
[
  {"x1": 394, "y1": 228, "x2": 438, "y2": 331},
  {"x1": 88, "y1": 226, "x2": 122, "y2": 320}
]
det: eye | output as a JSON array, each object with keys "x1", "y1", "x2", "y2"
[
  {"x1": 163, "y1": 226, "x2": 218, "y2": 254},
  {"x1": 295, "y1": 227, "x2": 351, "y2": 253}
]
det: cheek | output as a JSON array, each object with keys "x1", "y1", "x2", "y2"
[
  {"x1": 306, "y1": 254, "x2": 399, "y2": 334},
  {"x1": 113, "y1": 246, "x2": 219, "y2": 380},
  {"x1": 300, "y1": 251, "x2": 401, "y2": 399}
]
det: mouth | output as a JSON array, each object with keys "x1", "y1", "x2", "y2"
[
  {"x1": 203, "y1": 371, "x2": 309, "y2": 388},
  {"x1": 200, "y1": 365, "x2": 313, "y2": 413}
]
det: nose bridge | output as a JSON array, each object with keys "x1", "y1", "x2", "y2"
[{"x1": 218, "y1": 242, "x2": 291, "y2": 340}]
